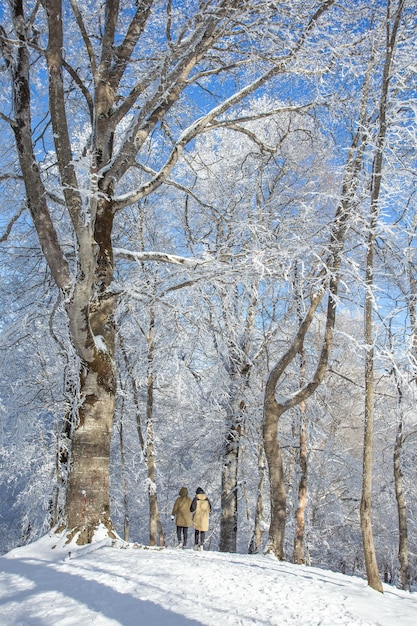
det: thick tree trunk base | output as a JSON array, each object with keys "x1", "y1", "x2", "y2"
[
  {"x1": 64, "y1": 356, "x2": 116, "y2": 545},
  {"x1": 63, "y1": 518, "x2": 116, "y2": 546}
]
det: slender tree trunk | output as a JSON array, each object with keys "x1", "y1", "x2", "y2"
[
  {"x1": 219, "y1": 287, "x2": 256, "y2": 553},
  {"x1": 219, "y1": 419, "x2": 241, "y2": 552},
  {"x1": 248, "y1": 445, "x2": 267, "y2": 554},
  {"x1": 360, "y1": 121, "x2": 383, "y2": 591},
  {"x1": 118, "y1": 416, "x2": 130, "y2": 542},
  {"x1": 51, "y1": 421, "x2": 61, "y2": 528},
  {"x1": 392, "y1": 373, "x2": 410, "y2": 590},
  {"x1": 396, "y1": 215, "x2": 417, "y2": 590},
  {"x1": 120, "y1": 240, "x2": 164, "y2": 547},
  {"x1": 146, "y1": 304, "x2": 164, "y2": 547},
  {"x1": 51, "y1": 363, "x2": 74, "y2": 529},
  {"x1": 393, "y1": 413, "x2": 409, "y2": 591},
  {"x1": 361, "y1": 300, "x2": 382, "y2": 591},
  {"x1": 293, "y1": 275, "x2": 308, "y2": 565},
  {"x1": 293, "y1": 401, "x2": 308, "y2": 564},
  {"x1": 360, "y1": 0, "x2": 404, "y2": 592},
  {"x1": 360, "y1": 79, "x2": 383, "y2": 592},
  {"x1": 146, "y1": 418, "x2": 164, "y2": 547}
]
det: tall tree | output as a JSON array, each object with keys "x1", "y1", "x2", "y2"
[
  {"x1": 361, "y1": 0, "x2": 405, "y2": 593},
  {"x1": 263, "y1": 36, "x2": 376, "y2": 557},
  {"x1": 1, "y1": 0, "x2": 338, "y2": 543},
  {"x1": 292, "y1": 265, "x2": 308, "y2": 565}
]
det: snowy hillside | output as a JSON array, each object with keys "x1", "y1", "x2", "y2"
[{"x1": 0, "y1": 532, "x2": 416, "y2": 625}]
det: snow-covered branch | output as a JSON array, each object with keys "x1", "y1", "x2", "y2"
[{"x1": 114, "y1": 247, "x2": 209, "y2": 267}]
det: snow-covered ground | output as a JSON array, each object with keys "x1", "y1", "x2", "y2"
[{"x1": 0, "y1": 531, "x2": 416, "y2": 625}]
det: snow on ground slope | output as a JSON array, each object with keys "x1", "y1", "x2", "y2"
[{"x1": 0, "y1": 532, "x2": 416, "y2": 625}]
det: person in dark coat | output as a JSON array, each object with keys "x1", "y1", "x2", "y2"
[
  {"x1": 171, "y1": 486, "x2": 192, "y2": 548},
  {"x1": 190, "y1": 487, "x2": 211, "y2": 551}
]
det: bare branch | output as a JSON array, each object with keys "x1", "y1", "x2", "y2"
[
  {"x1": 7, "y1": 0, "x2": 71, "y2": 291},
  {"x1": 110, "y1": 0, "x2": 154, "y2": 92},
  {"x1": 0, "y1": 206, "x2": 25, "y2": 242},
  {"x1": 69, "y1": 0, "x2": 97, "y2": 75},
  {"x1": 107, "y1": 0, "x2": 337, "y2": 207},
  {"x1": 62, "y1": 58, "x2": 94, "y2": 122}
]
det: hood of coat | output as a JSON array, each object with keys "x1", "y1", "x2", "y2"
[{"x1": 179, "y1": 487, "x2": 188, "y2": 497}]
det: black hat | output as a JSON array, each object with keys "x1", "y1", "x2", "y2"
[{"x1": 196, "y1": 487, "x2": 204, "y2": 494}]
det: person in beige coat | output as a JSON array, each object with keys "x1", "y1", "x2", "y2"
[
  {"x1": 171, "y1": 486, "x2": 192, "y2": 548},
  {"x1": 190, "y1": 487, "x2": 211, "y2": 551}
]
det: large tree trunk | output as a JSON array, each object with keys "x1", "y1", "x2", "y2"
[
  {"x1": 65, "y1": 295, "x2": 117, "y2": 542},
  {"x1": 65, "y1": 379, "x2": 115, "y2": 542}
]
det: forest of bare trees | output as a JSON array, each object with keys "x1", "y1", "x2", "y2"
[{"x1": 0, "y1": 0, "x2": 416, "y2": 593}]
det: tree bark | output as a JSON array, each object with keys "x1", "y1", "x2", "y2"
[
  {"x1": 118, "y1": 412, "x2": 130, "y2": 543},
  {"x1": 219, "y1": 419, "x2": 241, "y2": 552},
  {"x1": 293, "y1": 401, "x2": 308, "y2": 564},
  {"x1": 392, "y1": 376, "x2": 409, "y2": 591},
  {"x1": 361, "y1": 310, "x2": 382, "y2": 591},
  {"x1": 219, "y1": 289, "x2": 257, "y2": 552},
  {"x1": 145, "y1": 304, "x2": 165, "y2": 547},
  {"x1": 263, "y1": 278, "x2": 338, "y2": 559},
  {"x1": 263, "y1": 397, "x2": 287, "y2": 559},
  {"x1": 293, "y1": 270, "x2": 308, "y2": 565},
  {"x1": 248, "y1": 445, "x2": 267, "y2": 554},
  {"x1": 65, "y1": 337, "x2": 117, "y2": 542},
  {"x1": 360, "y1": 0, "x2": 404, "y2": 592}
]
